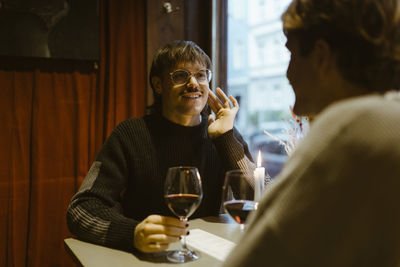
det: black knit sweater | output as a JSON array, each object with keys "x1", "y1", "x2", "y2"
[{"x1": 67, "y1": 113, "x2": 254, "y2": 251}]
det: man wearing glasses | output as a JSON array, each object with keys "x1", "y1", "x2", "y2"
[{"x1": 67, "y1": 40, "x2": 254, "y2": 253}]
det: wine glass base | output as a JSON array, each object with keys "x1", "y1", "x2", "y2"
[{"x1": 167, "y1": 249, "x2": 199, "y2": 263}]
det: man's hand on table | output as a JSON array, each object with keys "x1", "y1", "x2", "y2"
[{"x1": 134, "y1": 215, "x2": 189, "y2": 252}]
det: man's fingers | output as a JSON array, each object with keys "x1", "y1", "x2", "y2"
[
  {"x1": 142, "y1": 242, "x2": 170, "y2": 253},
  {"x1": 215, "y1": 87, "x2": 235, "y2": 109},
  {"x1": 224, "y1": 100, "x2": 231, "y2": 109},
  {"x1": 207, "y1": 97, "x2": 218, "y2": 113},
  {"x1": 145, "y1": 215, "x2": 186, "y2": 228},
  {"x1": 208, "y1": 114, "x2": 215, "y2": 125},
  {"x1": 140, "y1": 216, "x2": 188, "y2": 237},
  {"x1": 142, "y1": 224, "x2": 188, "y2": 237},
  {"x1": 146, "y1": 234, "x2": 180, "y2": 244},
  {"x1": 208, "y1": 89, "x2": 223, "y2": 111},
  {"x1": 135, "y1": 215, "x2": 189, "y2": 253},
  {"x1": 230, "y1": 95, "x2": 239, "y2": 108},
  {"x1": 216, "y1": 87, "x2": 230, "y2": 104}
]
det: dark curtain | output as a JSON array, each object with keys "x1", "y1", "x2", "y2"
[{"x1": 0, "y1": 0, "x2": 146, "y2": 266}]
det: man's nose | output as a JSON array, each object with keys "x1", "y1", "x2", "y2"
[{"x1": 187, "y1": 75, "x2": 199, "y2": 88}]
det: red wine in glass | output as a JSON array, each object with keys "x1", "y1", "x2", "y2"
[
  {"x1": 165, "y1": 193, "x2": 202, "y2": 218},
  {"x1": 164, "y1": 166, "x2": 203, "y2": 263},
  {"x1": 223, "y1": 200, "x2": 258, "y2": 224}
]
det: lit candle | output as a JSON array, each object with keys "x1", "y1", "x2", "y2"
[{"x1": 253, "y1": 150, "x2": 265, "y2": 202}]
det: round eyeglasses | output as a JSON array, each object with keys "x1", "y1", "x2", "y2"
[{"x1": 169, "y1": 69, "x2": 212, "y2": 85}]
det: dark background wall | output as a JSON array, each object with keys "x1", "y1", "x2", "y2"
[
  {"x1": 48, "y1": 0, "x2": 100, "y2": 60},
  {"x1": 0, "y1": 0, "x2": 100, "y2": 60}
]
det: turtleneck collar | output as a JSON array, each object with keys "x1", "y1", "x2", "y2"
[{"x1": 146, "y1": 112, "x2": 208, "y2": 137}]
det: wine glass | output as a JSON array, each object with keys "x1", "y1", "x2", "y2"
[
  {"x1": 164, "y1": 166, "x2": 203, "y2": 263},
  {"x1": 222, "y1": 169, "x2": 258, "y2": 231}
]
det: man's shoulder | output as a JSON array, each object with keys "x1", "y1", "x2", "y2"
[
  {"x1": 109, "y1": 116, "x2": 151, "y2": 140},
  {"x1": 317, "y1": 94, "x2": 400, "y2": 128},
  {"x1": 116, "y1": 116, "x2": 147, "y2": 129},
  {"x1": 311, "y1": 93, "x2": 400, "y2": 152}
]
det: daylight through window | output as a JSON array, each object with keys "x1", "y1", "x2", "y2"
[{"x1": 227, "y1": 0, "x2": 293, "y2": 177}]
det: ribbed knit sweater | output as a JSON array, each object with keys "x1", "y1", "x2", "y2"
[
  {"x1": 223, "y1": 93, "x2": 400, "y2": 267},
  {"x1": 66, "y1": 113, "x2": 253, "y2": 251}
]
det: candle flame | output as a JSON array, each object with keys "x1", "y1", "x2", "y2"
[{"x1": 257, "y1": 150, "x2": 262, "y2": 167}]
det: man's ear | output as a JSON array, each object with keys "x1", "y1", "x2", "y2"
[
  {"x1": 151, "y1": 77, "x2": 162, "y2": 94},
  {"x1": 313, "y1": 39, "x2": 335, "y2": 77}
]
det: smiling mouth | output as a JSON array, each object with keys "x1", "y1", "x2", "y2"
[{"x1": 181, "y1": 92, "x2": 202, "y2": 99}]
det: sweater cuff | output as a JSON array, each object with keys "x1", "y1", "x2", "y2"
[{"x1": 107, "y1": 218, "x2": 138, "y2": 251}]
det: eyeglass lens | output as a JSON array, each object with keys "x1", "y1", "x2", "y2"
[{"x1": 171, "y1": 69, "x2": 211, "y2": 85}]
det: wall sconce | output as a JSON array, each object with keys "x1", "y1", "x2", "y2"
[
  {"x1": 163, "y1": 2, "x2": 180, "y2": 14},
  {"x1": 163, "y1": 2, "x2": 173, "y2": 13}
]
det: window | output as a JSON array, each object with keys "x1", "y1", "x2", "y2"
[
  {"x1": 257, "y1": 0, "x2": 266, "y2": 20},
  {"x1": 233, "y1": 40, "x2": 245, "y2": 69},
  {"x1": 256, "y1": 37, "x2": 267, "y2": 66},
  {"x1": 227, "y1": 0, "x2": 293, "y2": 177},
  {"x1": 229, "y1": 0, "x2": 245, "y2": 20}
]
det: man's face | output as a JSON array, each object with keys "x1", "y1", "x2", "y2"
[
  {"x1": 159, "y1": 61, "x2": 210, "y2": 122},
  {"x1": 286, "y1": 36, "x2": 321, "y2": 117}
]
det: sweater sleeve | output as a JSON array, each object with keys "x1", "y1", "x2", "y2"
[
  {"x1": 212, "y1": 128, "x2": 255, "y2": 173},
  {"x1": 66, "y1": 125, "x2": 138, "y2": 251}
]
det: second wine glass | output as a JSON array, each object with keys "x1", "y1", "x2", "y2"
[
  {"x1": 164, "y1": 166, "x2": 203, "y2": 263},
  {"x1": 222, "y1": 169, "x2": 258, "y2": 231}
]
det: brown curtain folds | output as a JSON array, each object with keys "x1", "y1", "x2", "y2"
[
  {"x1": 1, "y1": 71, "x2": 34, "y2": 267},
  {"x1": 0, "y1": 0, "x2": 146, "y2": 266},
  {"x1": 101, "y1": 0, "x2": 146, "y2": 134}
]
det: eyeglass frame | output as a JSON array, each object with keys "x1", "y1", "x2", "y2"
[{"x1": 169, "y1": 69, "x2": 212, "y2": 85}]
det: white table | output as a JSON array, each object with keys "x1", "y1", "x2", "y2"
[{"x1": 64, "y1": 215, "x2": 241, "y2": 267}]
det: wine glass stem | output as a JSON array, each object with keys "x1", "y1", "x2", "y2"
[{"x1": 181, "y1": 218, "x2": 188, "y2": 251}]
